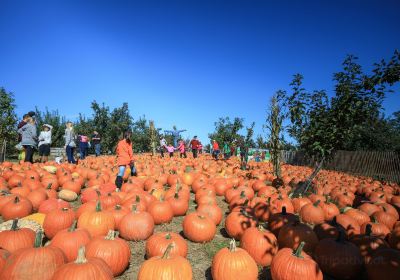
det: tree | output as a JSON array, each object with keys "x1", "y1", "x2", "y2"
[
  {"x1": 131, "y1": 116, "x2": 151, "y2": 153},
  {"x1": 208, "y1": 117, "x2": 244, "y2": 146},
  {"x1": 0, "y1": 88, "x2": 18, "y2": 157},
  {"x1": 256, "y1": 135, "x2": 267, "y2": 149},
  {"x1": 244, "y1": 122, "x2": 256, "y2": 147},
  {"x1": 265, "y1": 93, "x2": 285, "y2": 179}
]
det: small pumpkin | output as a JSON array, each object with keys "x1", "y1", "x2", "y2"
[
  {"x1": 147, "y1": 198, "x2": 174, "y2": 225},
  {"x1": 119, "y1": 204, "x2": 155, "y2": 241},
  {"x1": 211, "y1": 239, "x2": 258, "y2": 280},
  {"x1": 182, "y1": 212, "x2": 216, "y2": 243}
]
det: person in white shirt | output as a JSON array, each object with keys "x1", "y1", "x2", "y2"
[
  {"x1": 38, "y1": 124, "x2": 53, "y2": 163},
  {"x1": 159, "y1": 136, "x2": 167, "y2": 158}
]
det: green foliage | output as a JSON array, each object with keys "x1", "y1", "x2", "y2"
[
  {"x1": 245, "y1": 122, "x2": 256, "y2": 147},
  {"x1": 208, "y1": 117, "x2": 244, "y2": 145},
  {"x1": 34, "y1": 107, "x2": 66, "y2": 147},
  {"x1": 256, "y1": 134, "x2": 267, "y2": 149},
  {"x1": 0, "y1": 88, "x2": 18, "y2": 152}
]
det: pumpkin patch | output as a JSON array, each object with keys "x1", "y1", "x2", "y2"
[{"x1": 0, "y1": 155, "x2": 399, "y2": 279}]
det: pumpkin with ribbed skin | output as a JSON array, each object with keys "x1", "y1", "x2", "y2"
[
  {"x1": 182, "y1": 212, "x2": 216, "y2": 243},
  {"x1": 0, "y1": 231, "x2": 66, "y2": 280},
  {"x1": 320, "y1": 200, "x2": 340, "y2": 221},
  {"x1": 197, "y1": 203, "x2": 223, "y2": 225},
  {"x1": 52, "y1": 246, "x2": 113, "y2": 280},
  {"x1": 211, "y1": 239, "x2": 258, "y2": 280},
  {"x1": 0, "y1": 219, "x2": 35, "y2": 253},
  {"x1": 350, "y1": 224, "x2": 389, "y2": 264},
  {"x1": 26, "y1": 189, "x2": 47, "y2": 210},
  {"x1": 344, "y1": 208, "x2": 370, "y2": 226},
  {"x1": 314, "y1": 232, "x2": 363, "y2": 280},
  {"x1": 78, "y1": 201, "x2": 115, "y2": 238},
  {"x1": 58, "y1": 189, "x2": 78, "y2": 202},
  {"x1": 268, "y1": 206, "x2": 299, "y2": 236},
  {"x1": 119, "y1": 205, "x2": 154, "y2": 241},
  {"x1": 86, "y1": 230, "x2": 130, "y2": 276},
  {"x1": 225, "y1": 209, "x2": 257, "y2": 240},
  {"x1": 366, "y1": 248, "x2": 400, "y2": 280},
  {"x1": 43, "y1": 207, "x2": 75, "y2": 239},
  {"x1": 50, "y1": 221, "x2": 91, "y2": 262},
  {"x1": 372, "y1": 209, "x2": 397, "y2": 230},
  {"x1": 147, "y1": 198, "x2": 174, "y2": 224},
  {"x1": 1, "y1": 196, "x2": 33, "y2": 221},
  {"x1": 299, "y1": 200, "x2": 325, "y2": 225},
  {"x1": 271, "y1": 242, "x2": 323, "y2": 280},
  {"x1": 240, "y1": 225, "x2": 278, "y2": 266},
  {"x1": 278, "y1": 221, "x2": 319, "y2": 254},
  {"x1": 146, "y1": 232, "x2": 188, "y2": 258},
  {"x1": 38, "y1": 198, "x2": 70, "y2": 214},
  {"x1": 138, "y1": 243, "x2": 193, "y2": 280},
  {"x1": 167, "y1": 192, "x2": 189, "y2": 216},
  {"x1": 334, "y1": 214, "x2": 361, "y2": 237},
  {"x1": 108, "y1": 204, "x2": 129, "y2": 230}
]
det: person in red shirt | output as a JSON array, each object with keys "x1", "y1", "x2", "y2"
[
  {"x1": 198, "y1": 141, "x2": 203, "y2": 154},
  {"x1": 115, "y1": 131, "x2": 136, "y2": 189},
  {"x1": 212, "y1": 140, "x2": 220, "y2": 160},
  {"x1": 189, "y1": 136, "x2": 200, "y2": 158}
]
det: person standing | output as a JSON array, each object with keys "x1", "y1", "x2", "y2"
[
  {"x1": 64, "y1": 122, "x2": 76, "y2": 164},
  {"x1": 92, "y1": 131, "x2": 101, "y2": 157},
  {"x1": 239, "y1": 137, "x2": 249, "y2": 169},
  {"x1": 198, "y1": 141, "x2": 203, "y2": 154},
  {"x1": 212, "y1": 140, "x2": 220, "y2": 160},
  {"x1": 38, "y1": 124, "x2": 53, "y2": 163},
  {"x1": 18, "y1": 117, "x2": 37, "y2": 163},
  {"x1": 78, "y1": 134, "x2": 89, "y2": 159},
  {"x1": 115, "y1": 131, "x2": 136, "y2": 189},
  {"x1": 166, "y1": 144, "x2": 176, "y2": 157},
  {"x1": 223, "y1": 142, "x2": 230, "y2": 160},
  {"x1": 159, "y1": 136, "x2": 167, "y2": 158},
  {"x1": 189, "y1": 136, "x2": 200, "y2": 158},
  {"x1": 177, "y1": 139, "x2": 187, "y2": 158}
]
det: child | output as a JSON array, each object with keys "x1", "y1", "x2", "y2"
[
  {"x1": 212, "y1": 140, "x2": 220, "y2": 160},
  {"x1": 177, "y1": 139, "x2": 187, "y2": 158},
  {"x1": 115, "y1": 131, "x2": 136, "y2": 189},
  {"x1": 38, "y1": 124, "x2": 53, "y2": 163},
  {"x1": 166, "y1": 144, "x2": 176, "y2": 157},
  {"x1": 78, "y1": 134, "x2": 89, "y2": 159}
]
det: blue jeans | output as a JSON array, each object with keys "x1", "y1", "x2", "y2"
[
  {"x1": 94, "y1": 143, "x2": 101, "y2": 156},
  {"x1": 118, "y1": 166, "x2": 126, "y2": 177},
  {"x1": 79, "y1": 142, "x2": 88, "y2": 159},
  {"x1": 66, "y1": 145, "x2": 76, "y2": 163}
]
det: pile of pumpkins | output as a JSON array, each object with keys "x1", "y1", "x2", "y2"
[{"x1": 0, "y1": 154, "x2": 399, "y2": 280}]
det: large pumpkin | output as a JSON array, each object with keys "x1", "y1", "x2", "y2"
[
  {"x1": 1, "y1": 196, "x2": 33, "y2": 221},
  {"x1": 50, "y1": 220, "x2": 91, "y2": 262},
  {"x1": 268, "y1": 206, "x2": 299, "y2": 236},
  {"x1": 119, "y1": 204, "x2": 155, "y2": 241},
  {"x1": 270, "y1": 242, "x2": 323, "y2": 280},
  {"x1": 138, "y1": 243, "x2": 192, "y2": 280},
  {"x1": 225, "y1": 209, "x2": 257, "y2": 240},
  {"x1": 52, "y1": 246, "x2": 113, "y2": 280},
  {"x1": 182, "y1": 212, "x2": 216, "y2": 243},
  {"x1": 43, "y1": 207, "x2": 75, "y2": 239},
  {"x1": 86, "y1": 230, "x2": 130, "y2": 276},
  {"x1": 278, "y1": 221, "x2": 319, "y2": 254},
  {"x1": 147, "y1": 198, "x2": 174, "y2": 224},
  {"x1": 77, "y1": 201, "x2": 115, "y2": 237},
  {"x1": 146, "y1": 232, "x2": 188, "y2": 258},
  {"x1": 0, "y1": 230, "x2": 66, "y2": 280},
  {"x1": 211, "y1": 239, "x2": 258, "y2": 280},
  {"x1": 240, "y1": 225, "x2": 278, "y2": 266},
  {"x1": 0, "y1": 219, "x2": 35, "y2": 253}
]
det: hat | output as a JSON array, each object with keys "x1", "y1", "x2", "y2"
[
  {"x1": 43, "y1": 124, "x2": 51, "y2": 129},
  {"x1": 27, "y1": 111, "x2": 36, "y2": 117}
]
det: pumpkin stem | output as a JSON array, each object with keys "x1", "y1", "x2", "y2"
[
  {"x1": 165, "y1": 233, "x2": 172, "y2": 239},
  {"x1": 68, "y1": 220, "x2": 77, "y2": 232},
  {"x1": 105, "y1": 230, "x2": 116, "y2": 240},
  {"x1": 115, "y1": 204, "x2": 122, "y2": 210},
  {"x1": 34, "y1": 230, "x2": 43, "y2": 248},
  {"x1": 75, "y1": 246, "x2": 88, "y2": 264},
  {"x1": 136, "y1": 195, "x2": 140, "y2": 203},
  {"x1": 11, "y1": 219, "x2": 19, "y2": 231},
  {"x1": 95, "y1": 200, "x2": 102, "y2": 212},
  {"x1": 62, "y1": 207, "x2": 69, "y2": 212},
  {"x1": 162, "y1": 242, "x2": 175, "y2": 259},
  {"x1": 229, "y1": 239, "x2": 237, "y2": 252},
  {"x1": 131, "y1": 204, "x2": 137, "y2": 212},
  {"x1": 292, "y1": 241, "x2": 305, "y2": 258},
  {"x1": 313, "y1": 200, "x2": 321, "y2": 207},
  {"x1": 46, "y1": 183, "x2": 52, "y2": 189},
  {"x1": 281, "y1": 206, "x2": 287, "y2": 215}
]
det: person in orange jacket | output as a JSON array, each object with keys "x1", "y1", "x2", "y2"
[{"x1": 115, "y1": 131, "x2": 137, "y2": 189}]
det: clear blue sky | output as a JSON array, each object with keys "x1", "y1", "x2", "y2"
[{"x1": 1, "y1": 0, "x2": 399, "y2": 143}]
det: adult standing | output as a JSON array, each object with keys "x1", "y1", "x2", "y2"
[
  {"x1": 64, "y1": 122, "x2": 76, "y2": 164},
  {"x1": 223, "y1": 142, "x2": 230, "y2": 160},
  {"x1": 159, "y1": 136, "x2": 167, "y2": 158},
  {"x1": 38, "y1": 124, "x2": 53, "y2": 163},
  {"x1": 212, "y1": 140, "x2": 220, "y2": 160},
  {"x1": 92, "y1": 131, "x2": 101, "y2": 157},
  {"x1": 78, "y1": 134, "x2": 89, "y2": 159},
  {"x1": 239, "y1": 137, "x2": 249, "y2": 169},
  {"x1": 17, "y1": 111, "x2": 36, "y2": 160},
  {"x1": 18, "y1": 117, "x2": 37, "y2": 163},
  {"x1": 189, "y1": 136, "x2": 200, "y2": 158},
  {"x1": 198, "y1": 141, "x2": 203, "y2": 154}
]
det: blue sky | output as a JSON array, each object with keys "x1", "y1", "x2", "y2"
[{"x1": 1, "y1": 0, "x2": 399, "y2": 143}]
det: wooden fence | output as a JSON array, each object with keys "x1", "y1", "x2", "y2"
[{"x1": 281, "y1": 150, "x2": 400, "y2": 183}]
